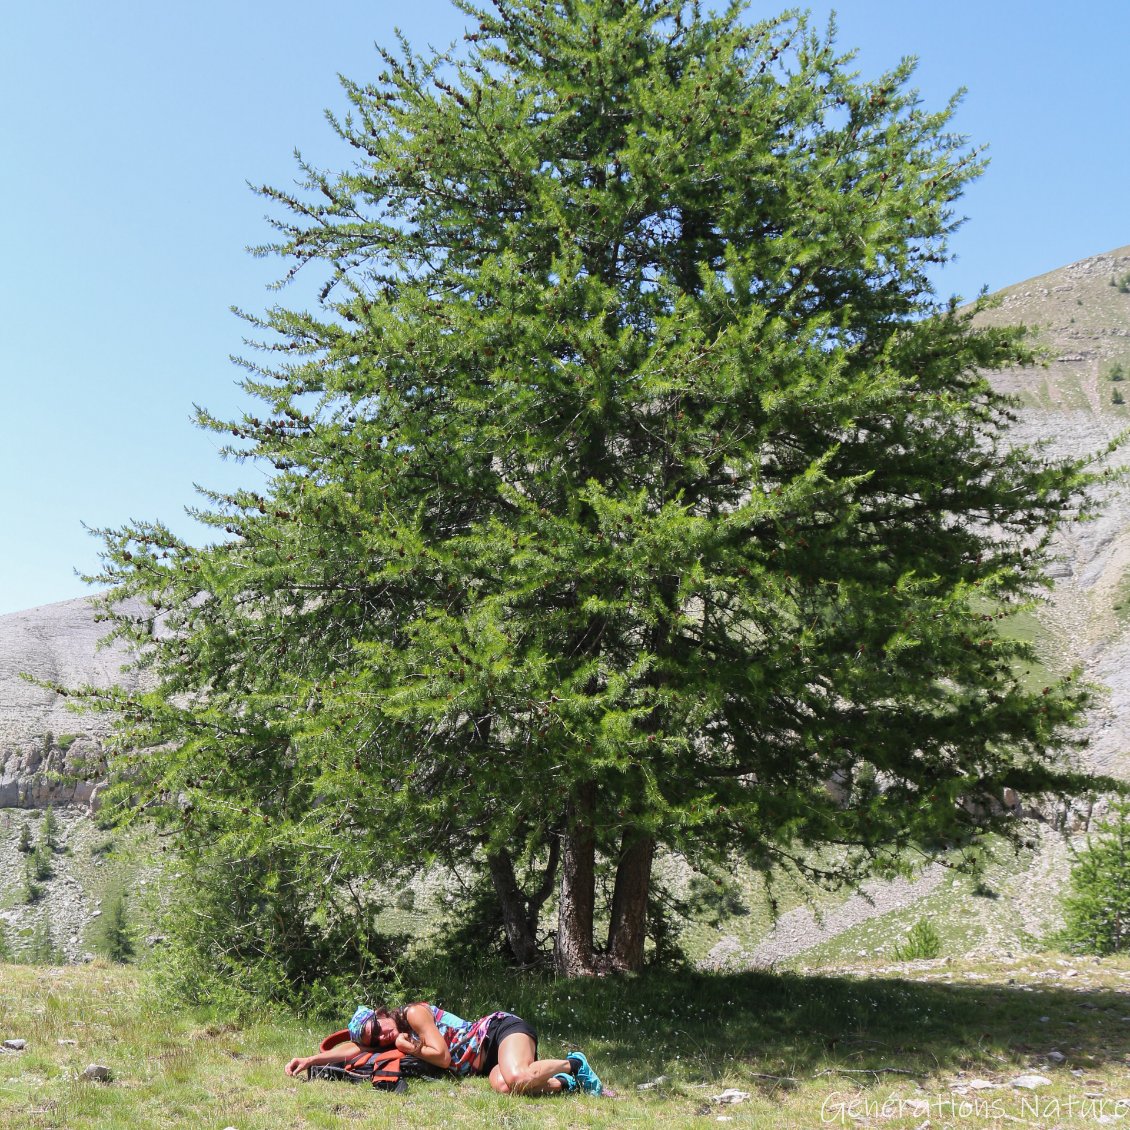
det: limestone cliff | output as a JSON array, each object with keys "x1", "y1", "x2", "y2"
[{"x1": 0, "y1": 596, "x2": 141, "y2": 809}]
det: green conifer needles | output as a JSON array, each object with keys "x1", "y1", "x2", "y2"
[
  {"x1": 1063, "y1": 802, "x2": 1130, "y2": 955},
  {"x1": 86, "y1": 0, "x2": 1100, "y2": 982}
]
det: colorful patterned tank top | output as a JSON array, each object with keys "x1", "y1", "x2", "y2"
[{"x1": 428, "y1": 1005, "x2": 507, "y2": 1075}]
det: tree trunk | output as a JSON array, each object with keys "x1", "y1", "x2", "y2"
[
  {"x1": 606, "y1": 831, "x2": 654, "y2": 972},
  {"x1": 554, "y1": 781, "x2": 597, "y2": 976},
  {"x1": 525, "y1": 830, "x2": 560, "y2": 938},
  {"x1": 487, "y1": 849, "x2": 541, "y2": 966}
]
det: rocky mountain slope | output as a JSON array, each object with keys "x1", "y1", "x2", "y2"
[
  {"x1": 0, "y1": 596, "x2": 143, "y2": 810},
  {"x1": 0, "y1": 599, "x2": 150, "y2": 961},
  {"x1": 1, "y1": 244, "x2": 1128, "y2": 966},
  {"x1": 976, "y1": 244, "x2": 1130, "y2": 780}
]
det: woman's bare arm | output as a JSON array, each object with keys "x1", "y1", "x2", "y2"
[
  {"x1": 284, "y1": 1040, "x2": 361, "y2": 1077},
  {"x1": 400, "y1": 1002, "x2": 451, "y2": 1068}
]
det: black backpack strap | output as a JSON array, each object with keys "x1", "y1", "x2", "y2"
[
  {"x1": 307, "y1": 1064, "x2": 369, "y2": 1085},
  {"x1": 400, "y1": 1055, "x2": 448, "y2": 1079}
]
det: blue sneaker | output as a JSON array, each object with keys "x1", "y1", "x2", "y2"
[
  {"x1": 552, "y1": 1071, "x2": 577, "y2": 1093},
  {"x1": 567, "y1": 1051, "x2": 603, "y2": 1095}
]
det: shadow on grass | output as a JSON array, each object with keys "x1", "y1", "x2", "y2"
[{"x1": 417, "y1": 962, "x2": 1130, "y2": 1088}]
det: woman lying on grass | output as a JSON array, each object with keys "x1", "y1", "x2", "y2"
[{"x1": 284, "y1": 1001, "x2": 606, "y2": 1096}]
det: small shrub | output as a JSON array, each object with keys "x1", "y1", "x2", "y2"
[
  {"x1": 151, "y1": 838, "x2": 405, "y2": 1015},
  {"x1": 1113, "y1": 389, "x2": 1125, "y2": 406},
  {"x1": 41, "y1": 807, "x2": 60, "y2": 851},
  {"x1": 16, "y1": 821, "x2": 33, "y2": 854},
  {"x1": 1110, "y1": 362, "x2": 1125, "y2": 382},
  {"x1": 1062, "y1": 800, "x2": 1130, "y2": 955},
  {"x1": 645, "y1": 882, "x2": 691, "y2": 969},
  {"x1": 684, "y1": 871, "x2": 749, "y2": 924},
  {"x1": 25, "y1": 919, "x2": 62, "y2": 965},
  {"x1": 892, "y1": 918, "x2": 942, "y2": 961},
  {"x1": 0, "y1": 922, "x2": 10, "y2": 961},
  {"x1": 91, "y1": 885, "x2": 136, "y2": 963},
  {"x1": 30, "y1": 842, "x2": 53, "y2": 882},
  {"x1": 423, "y1": 871, "x2": 514, "y2": 968},
  {"x1": 854, "y1": 762, "x2": 879, "y2": 798},
  {"x1": 22, "y1": 867, "x2": 44, "y2": 905},
  {"x1": 56, "y1": 733, "x2": 79, "y2": 753}
]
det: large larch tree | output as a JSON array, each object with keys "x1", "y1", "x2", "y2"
[{"x1": 85, "y1": 0, "x2": 1100, "y2": 984}]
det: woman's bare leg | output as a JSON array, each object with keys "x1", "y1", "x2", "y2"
[{"x1": 489, "y1": 1033, "x2": 573, "y2": 1095}]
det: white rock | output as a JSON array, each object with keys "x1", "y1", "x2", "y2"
[
  {"x1": 969, "y1": 1079, "x2": 997, "y2": 1090},
  {"x1": 711, "y1": 1089, "x2": 751, "y2": 1105},
  {"x1": 2, "y1": 1040, "x2": 27, "y2": 1051},
  {"x1": 1011, "y1": 1074, "x2": 1052, "y2": 1090},
  {"x1": 81, "y1": 1064, "x2": 112, "y2": 1082},
  {"x1": 57, "y1": 1039, "x2": 77, "y2": 1046},
  {"x1": 1047, "y1": 1050, "x2": 1066, "y2": 1064}
]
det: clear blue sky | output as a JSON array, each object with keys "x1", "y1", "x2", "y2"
[{"x1": 1, "y1": 0, "x2": 1127, "y2": 615}]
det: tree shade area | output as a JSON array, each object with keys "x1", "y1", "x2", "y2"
[{"x1": 79, "y1": 0, "x2": 1108, "y2": 989}]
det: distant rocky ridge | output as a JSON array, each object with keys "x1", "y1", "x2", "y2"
[
  {"x1": 0, "y1": 596, "x2": 142, "y2": 810},
  {"x1": 975, "y1": 244, "x2": 1130, "y2": 781}
]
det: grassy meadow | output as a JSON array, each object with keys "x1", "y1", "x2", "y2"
[{"x1": 2, "y1": 954, "x2": 1130, "y2": 1128}]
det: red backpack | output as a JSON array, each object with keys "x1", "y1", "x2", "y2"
[{"x1": 310, "y1": 1029, "x2": 443, "y2": 1093}]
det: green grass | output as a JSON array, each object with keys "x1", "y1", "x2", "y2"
[
  {"x1": 795, "y1": 831, "x2": 1063, "y2": 968},
  {"x1": 995, "y1": 606, "x2": 1066, "y2": 695},
  {"x1": 3, "y1": 955, "x2": 1130, "y2": 1128}
]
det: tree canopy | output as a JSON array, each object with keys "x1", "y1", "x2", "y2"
[{"x1": 84, "y1": 0, "x2": 1101, "y2": 988}]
